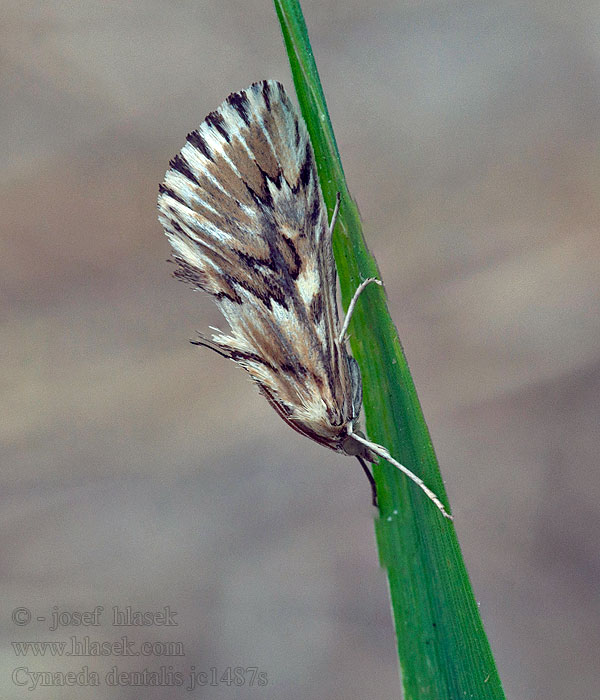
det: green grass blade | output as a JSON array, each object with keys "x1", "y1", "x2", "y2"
[{"x1": 273, "y1": 1, "x2": 506, "y2": 698}]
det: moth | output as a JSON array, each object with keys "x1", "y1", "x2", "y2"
[{"x1": 157, "y1": 80, "x2": 451, "y2": 520}]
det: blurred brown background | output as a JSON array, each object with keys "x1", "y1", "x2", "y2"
[{"x1": 2, "y1": 1, "x2": 599, "y2": 698}]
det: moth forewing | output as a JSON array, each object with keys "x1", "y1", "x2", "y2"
[{"x1": 157, "y1": 80, "x2": 452, "y2": 520}]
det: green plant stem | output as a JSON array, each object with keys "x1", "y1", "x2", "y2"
[{"x1": 274, "y1": 1, "x2": 506, "y2": 698}]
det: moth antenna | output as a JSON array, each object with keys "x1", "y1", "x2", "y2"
[
  {"x1": 347, "y1": 426, "x2": 453, "y2": 520},
  {"x1": 338, "y1": 278, "x2": 383, "y2": 344},
  {"x1": 328, "y1": 191, "x2": 341, "y2": 237},
  {"x1": 356, "y1": 455, "x2": 378, "y2": 508}
]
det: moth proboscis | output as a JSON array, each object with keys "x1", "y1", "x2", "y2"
[{"x1": 157, "y1": 80, "x2": 452, "y2": 521}]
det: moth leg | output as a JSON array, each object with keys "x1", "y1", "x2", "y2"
[
  {"x1": 356, "y1": 456, "x2": 378, "y2": 508},
  {"x1": 190, "y1": 333, "x2": 232, "y2": 359},
  {"x1": 348, "y1": 426, "x2": 453, "y2": 520},
  {"x1": 328, "y1": 191, "x2": 341, "y2": 237},
  {"x1": 337, "y1": 277, "x2": 383, "y2": 344}
]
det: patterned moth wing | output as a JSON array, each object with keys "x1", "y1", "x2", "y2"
[
  {"x1": 157, "y1": 80, "x2": 454, "y2": 519},
  {"x1": 157, "y1": 80, "x2": 370, "y2": 459}
]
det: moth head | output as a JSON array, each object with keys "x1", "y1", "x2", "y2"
[{"x1": 341, "y1": 428, "x2": 376, "y2": 462}]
